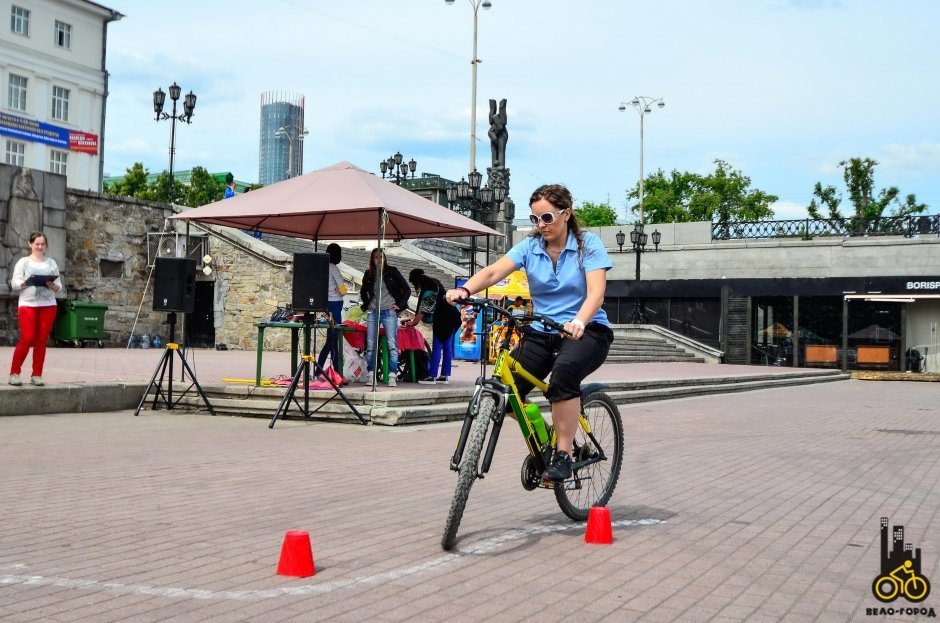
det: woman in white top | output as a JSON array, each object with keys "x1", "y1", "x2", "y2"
[
  {"x1": 316, "y1": 243, "x2": 346, "y2": 378},
  {"x1": 8, "y1": 231, "x2": 63, "y2": 386}
]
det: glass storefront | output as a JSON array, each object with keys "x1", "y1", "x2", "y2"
[
  {"x1": 798, "y1": 296, "x2": 842, "y2": 368},
  {"x1": 606, "y1": 274, "x2": 930, "y2": 371},
  {"x1": 847, "y1": 299, "x2": 902, "y2": 370},
  {"x1": 752, "y1": 297, "x2": 794, "y2": 365},
  {"x1": 751, "y1": 296, "x2": 903, "y2": 370}
]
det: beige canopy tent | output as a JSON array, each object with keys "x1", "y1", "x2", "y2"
[{"x1": 169, "y1": 161, "x2": 500, "y2": 241}]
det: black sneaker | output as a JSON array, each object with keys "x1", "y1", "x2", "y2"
[
  {"x1": 417, "y1": 376, "x2": 437, "y2": 385},
  {"x1": 543, "y1": 450, "x2": 572, "y2": 481}
]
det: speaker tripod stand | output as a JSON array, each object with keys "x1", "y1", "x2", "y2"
[
  {"x1": 269, "y1": 311, "x2": 365, "y2": 428},
  {"x1": 134, "y1": 312, "x2": 215, "y2": 416}
]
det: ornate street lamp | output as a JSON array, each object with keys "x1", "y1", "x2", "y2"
[
  {"x1": 615, "y1": 229, "x2": 626, "y2": 253},
  {"x1": 628, "y1": 222, "x2": 661, "y2": 324},
  {"x1": 619, "y1": 95, "x2": 665, "y2": 225},
  {"x1": 444, "y1": 0, "x2": 493, "y2": 172},
  {"x1": 446, "y1": 167, "x2": 505, "y2": 272},
  {"x1": 379, "y1": 151, "x2": 417, "y2": 186},
  {"x1": 274, "y1": 124, "x2": 308, "y2": 179},
  {"x1": 153, "y1": 83, "x2": 197, "y2": 201}
]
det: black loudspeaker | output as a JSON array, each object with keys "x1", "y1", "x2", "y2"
[
  {"x1": 292, "y1": 253, "x2": 330, "y2": 312},
  {"x1": 153, "y1": 257, "x2": 196, "y2": 313}
]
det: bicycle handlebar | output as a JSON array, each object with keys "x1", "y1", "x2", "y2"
[{"x1": 454, "y1": 296, "x2": 570, "y2": 335}]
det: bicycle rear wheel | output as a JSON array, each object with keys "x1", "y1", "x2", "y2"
[
  {"x1": 554, "y1": 391, "x2": 623, "y2": 521},
  {"x1": 442, "y1": 394, "x2": 495, "y2": 550}
]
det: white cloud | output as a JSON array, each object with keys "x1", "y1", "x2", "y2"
[{"x1": 770, "y1": 200, "x2": 810, "y2": 220}]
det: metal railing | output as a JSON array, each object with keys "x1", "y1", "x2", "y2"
[{"x1": 712, "y1": 214, "x2": 940, "y2": 241}]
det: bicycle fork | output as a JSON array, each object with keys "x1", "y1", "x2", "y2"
[{"x1": 449, "y1": 379, "x2": 508, "y2": 477}]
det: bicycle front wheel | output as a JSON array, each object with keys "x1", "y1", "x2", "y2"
[
  {"x1": 442, "y1": 394, "x2": 495, "y2": 550},
  {"x1": 554, "y1": 390, "x2": 624, "y2": 521}
]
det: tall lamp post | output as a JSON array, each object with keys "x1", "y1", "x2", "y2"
[
  {"x1": 153, "y1": 83, "x2": 197, "y2": 202},
  {"x1": 618, "y1": 96, "x2": 664, "y2": 225},
  {"x1": 628, "y1": 222, "x2": 661, "y2": 324},
  {"x1": 274, "y1": 124, "x2": 308, "y2": 179},
  {"x1": 445, "y1": 0, "x2": 493, "y2": 172},
  {"x1": 446, "y1": 168, "x2": 505, "y2": 273},
  {"x1": 379, "y1": 152, "x2": 417, "y2": 186}
]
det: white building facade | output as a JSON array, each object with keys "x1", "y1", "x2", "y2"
[{"x1": 0, "y1": 0, "x2": 121, "y2": 191}]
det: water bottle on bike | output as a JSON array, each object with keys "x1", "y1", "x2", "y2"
[{"x1": 520, "y1": 402, "x2": 549, "y2": 445}]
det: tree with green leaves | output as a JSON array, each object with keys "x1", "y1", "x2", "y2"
[
  {"x1": 148, "y1": 171, "x2": 186, "y2": 206},
  {"x1": 808, "y1": 157, "x2": 926, "y2": 234},
  {"x1": 103, "y1": 163, "x2": 230, "y2": 207},
  {"x1": 182, "y1": 167, "x2": 225, "y2": 207},
  {"x1": 102, "y1": 162, "x2": 155, "y2": 199},
  {"x1": 574, "y1": 201, "x2": 618, "y2": 226},
  {"x1": 629, "y1": 159, "x2": 777, "y2": 225}
]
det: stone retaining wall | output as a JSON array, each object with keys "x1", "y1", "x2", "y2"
[{"x1": 1, "y1": 163, "x2": 297, "y2": 351}]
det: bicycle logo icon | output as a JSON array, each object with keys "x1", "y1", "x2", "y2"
[{"x1": 872, "y1": 517, "x2": 931, "y2": 603}]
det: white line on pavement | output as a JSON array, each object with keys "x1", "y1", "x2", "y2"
[{"x1": 0, "y1": 518, "x2": 662, "y2": 602}]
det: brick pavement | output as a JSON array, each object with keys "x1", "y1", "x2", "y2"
[{"x1": 1, "y1": 379, "x2": 938, "y2": 621}]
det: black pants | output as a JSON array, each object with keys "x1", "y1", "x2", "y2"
[{"x1": 510, "y1": 323, "x2": 614, "y2": 403}]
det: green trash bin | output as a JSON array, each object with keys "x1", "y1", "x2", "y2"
[{"x1": 54, "y1": 301, "x2": 108, "y2": 347}]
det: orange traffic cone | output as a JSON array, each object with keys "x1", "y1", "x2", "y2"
[
  {"x1": 277, "y1": 530, "x2": 316, "y2": 577},
  {"x1": 584, "y1": 506, "x2": 613, "y2": 544}
]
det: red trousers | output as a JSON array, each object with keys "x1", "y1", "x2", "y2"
[{"x1": 10, "y1": 305, "x2": 57, "y2": 377}]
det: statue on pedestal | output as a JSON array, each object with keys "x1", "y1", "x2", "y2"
[
  {"x1": 488, "y1": 99, "x2": 508, "y2": 169},
  {"x1": 486, "y1": 98, "x2": 512, "y2": 254},
  {"x1": 2, "y1": 168, "x2": 43, "y2": 285}
]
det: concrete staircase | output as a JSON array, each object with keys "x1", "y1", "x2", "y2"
[
  {"x1": 162, "y1": 367, "x2": 849, "y2": 426},
  {"x1": 609, "y1": 333, "x2": 704, "y2": 363},
  {"x1": 608, "y1": 324, "x2": 723, "y2": 364}
]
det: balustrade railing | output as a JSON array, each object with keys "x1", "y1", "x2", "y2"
[{"x1": 712, "y1": 214, "x2": 939, "y2": 241}]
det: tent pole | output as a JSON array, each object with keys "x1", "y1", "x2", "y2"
[{"x1": 180, "y1": 220, "x2": 190, "y2": 382}]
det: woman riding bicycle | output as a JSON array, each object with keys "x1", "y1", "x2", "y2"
[{"x1": 445, "y1": 184, "x2": 613, "y2": 481}]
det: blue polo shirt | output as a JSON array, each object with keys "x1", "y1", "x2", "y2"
[{"x1": 505, "y1": 231, "x2": 611, "y2": 329}]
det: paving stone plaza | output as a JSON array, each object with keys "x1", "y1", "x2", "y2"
[{"x1": 1, "y1": 350, "x2": 938, "y2": 621}]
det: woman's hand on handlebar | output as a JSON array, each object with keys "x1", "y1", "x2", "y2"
[
  {"x1": 534, "y1": 315, "x2": 572, "y2": 338},
  {"x1": 446, "y1": 288, "x2": 470, "y2": 304},
  {"x1": 561, "y1": 319, "x2": 584, "y2": 340}
]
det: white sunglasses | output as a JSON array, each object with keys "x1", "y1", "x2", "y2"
[{"x1": 529, "y1": 209, "x2": 567, "y2": 226}]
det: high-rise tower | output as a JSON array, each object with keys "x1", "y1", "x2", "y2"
[{"x1": 259, "y1": 92, "x2": 306, "y2": 185}]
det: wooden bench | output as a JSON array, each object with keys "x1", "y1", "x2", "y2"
[{"x1": 805, "y1": 345, "x2": 838, "y2": 366}]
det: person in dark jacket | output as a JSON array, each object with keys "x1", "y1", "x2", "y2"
[
  {"x1": 402, "y1": 268, "x2": 461, "y2": 384},
  {"x1": 360, "y1": 248, "x2": 410, "y2": 386}
]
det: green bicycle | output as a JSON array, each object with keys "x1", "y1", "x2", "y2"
[{"x1": 442, "y1": 297, "x2": 624, "y2": 551}]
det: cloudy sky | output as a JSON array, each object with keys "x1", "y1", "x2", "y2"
[{"x1": 102, "y1": 0, "x2": 939, "y2": 221}]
